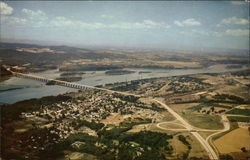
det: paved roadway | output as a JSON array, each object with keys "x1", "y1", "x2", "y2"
[
  {"x1": 205, "y1": 115, "x2": 230, "y2": 155},
  {"x1": 155, "y1": 114, "x2": 230, "y2": 157},
  {"x1": 10, "y1": 70, "x2": 229, "y2": 160},
  {"x1": 156, "y1": 121, "x2": 188, "y2": 131},
  {"x1": 9, "y1": 70, "x2": 140, "y2": 98},
  {"x1": 153, "y1": 99, "x2": 220, "y2": 160}
]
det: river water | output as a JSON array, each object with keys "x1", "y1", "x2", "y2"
[{"x1": 0, "y1": 64, "x2": 247, "y2": 104}]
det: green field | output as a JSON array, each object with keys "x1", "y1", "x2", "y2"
[
  {"x1": 227, "y1": 116, "x2": 250, "y2": 122},
  {"x1": 226, "y1": 108, "x2": 250, "y2": 116},
  {"x1": 183, "y1": 113, "x2": 223, "y2": 130},
  {"x1": 213, "y1": 122, "x2": 239, "y2": 140},
  {"x1": 189, "y1": 103, "x2": 232, "y2": 111}
]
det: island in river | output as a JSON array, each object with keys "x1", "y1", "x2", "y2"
[
  {"x1": 105, "y1": 69, "x2": 136, "y2": 75},
  {"x1": 1, "y1": 69, "x2": 249, "y2": 160}
]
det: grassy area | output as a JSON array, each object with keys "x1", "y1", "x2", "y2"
[
  {"x1": 160, "y1": 111, "x2": 176, "y2": 121},
  {"x1": 214, "y1": 128, "x2": 250, "y2": 154},
  {"x1": 98, "y1": 119, "x2": 152, "y2": 139},
  {"x1": 183, "y1": 113, "x2": 223, "y2": 130},
  {"x1": 227, "y1": 116, "x2": 250, "y2": 122},
  {"x1": 213, "y1": 122, "x2": 239, "y2": 140},
  {"x1": 189, "y1": 103, "x2": 232, "y2": 111},
  {"x1": 212, "y1": 94, "x2": 245, "y2": 104},
  {"x1": 226, "y1": 108, "x2": 250, "y2": 116},
  {"x1": 158, "y1": 123, "x2": 186, "y2": 129},
  {"x1": 198, "y1": 131, "x2": 216, "y2": 140},
  {"x1": 169, "y1": 103, "x2": 199, "y2": 114},
  {"x1": 178, "y1": 135, "x2": 192, "y2": 159},
  {"x1": 187, "y1": 133, "x2": 209, "y2": 159},
  {"x1": 169, "y1": 135, "x2": 188, "y2": 160}
]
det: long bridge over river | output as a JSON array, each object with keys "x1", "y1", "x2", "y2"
[
  {"x1": 6, "y1": 68, "x2": 220, "y2": 160},
  {"x1": 8, "y1": 69, "x2": 136, "y2": 97},
  {"x1": 12, "y1": 71, "x2": 97, "y2": 90}
]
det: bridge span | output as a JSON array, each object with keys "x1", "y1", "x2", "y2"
[
  {"x1": 9, "y1": 70, "x2": 137, "y2": 97},
  {"x1": 11, "y1": 71, "x2": 96, "y2": 90},
  {"x1": 7, "y1": 69, "x2": 219, "y2": 160}
]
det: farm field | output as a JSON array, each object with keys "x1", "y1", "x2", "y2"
[
  {"x1": 183, "y1": 113, "x2": 223, "y2": 130},
  {"x1": 214, "y1": 128, "x2": 250, "y2": 153}
]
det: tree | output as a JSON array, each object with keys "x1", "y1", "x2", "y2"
[
  {"x1": 210, "y1": 106, "x2": 215, "y2": 112},
  {"x1": 241, "y1": 147, "x2": 247, "y2": 152},
  {"x1": 219, "y1": 154, "x2": 234, "y2": 160}
]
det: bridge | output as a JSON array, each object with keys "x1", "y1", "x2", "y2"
[
  {"x1": 8, "y1": 69, "x2": 137, "y2": 97},
  {"x1": 11, "y1": 71, "x2": 97, "y2": 90},
  {"x1": 6, "y1": 68, "x2": 220, "y2": 160}
]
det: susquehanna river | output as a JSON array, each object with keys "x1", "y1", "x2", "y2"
[{"x1": 0, "y1": 64, "x2": 247, "y2": 104}]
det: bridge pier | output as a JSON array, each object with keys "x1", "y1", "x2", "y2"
[{"x1": 11, "y1": 71, "x2": 99, "y2": 92}]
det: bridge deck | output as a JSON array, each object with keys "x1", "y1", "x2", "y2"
[{"x1": 11, "y1": 71, "x2": 139, "y2": 97}]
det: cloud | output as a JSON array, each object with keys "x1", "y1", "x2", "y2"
[
  {"x1": 0, "y1": 3, "x2": 26, "y2": 27},
  {"x1": 1, "y1": 16, "x2": 27, "y2": 26},
  {"x1": 180, "y1": 28, "x2": 248, "y2": 37},
  {"x1": 231, "y1": 1, "x2": 247, "y2": 5},
  {"x1": 225, "y1": 29, "x2": 249, "y2": 36},
  {"x1": 49, "y1": 17, "x2": 169, "y2": 29},
  {"x1": 104, "y1": 20, "x2": 169, "y2": 29},
  {"x1": 50, "y1": 16, "x2": 107, "y2": 29},
  {"x1": 180, "y1": 29, "x2": 215, "y2": 37},
  {"x1": 50, "y1": 16, "x2": 74, "y2": 26},
  {"x1": 21, "y1": 8, "x2": 48, "y2": 27},
  {"x1": 0, "y1": 2, "x2": 13, "y2": 15},
  {"x1": 137, "y1": 20, "x2": 169, "y2": 29},
  {"x1": 179, "y1": 29, "x2": 224, "y2": 37},
  {"x1": 100, "y1": 14, "x2": 114, "y2": 19},
  {"x1": 174, "y1": 18, "x2": 201, "y2": 27},
  {"x1": 3, "y1": 9, "x2": 169, "y2": 30},
  {"x1": 22, "y1": 8, "x2": 47, "y2": 21},
  {"x1": 221, "y1": 16, "x2": 249, "y2": 25},
  {"x1": 174, "y1": 21, "x2": 183, "y2": 27},
  {"x1": 191, "y1": 29, "x2": 209, "y2": 36}
]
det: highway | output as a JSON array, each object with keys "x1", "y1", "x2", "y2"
[
  {"x1": 9, "y1": 69, "x2": 227, "y2": 160},
  {"x1": 8, "y1": 69, "x2": 141, "y2": 98},
  {"x1": 153, "y1": 99, "x2": 219, "y2": 160},
  {"x1": 156, "y1": 121, "x2": 188, "y2": 131},
  {"x1": 205, "y1": 115, "x2": 230, "y2": 155}
]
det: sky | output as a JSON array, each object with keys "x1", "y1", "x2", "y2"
[{"x1": 0, "y1": 1, "x2": 249, "y2": 51}]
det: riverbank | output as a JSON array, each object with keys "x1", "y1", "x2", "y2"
[
  {"x1": 0, "y1": 64, "x2": 248, "y2": 104},
  {"x1": 1, "y1": 69, "x2": 249, "y2": 160}
]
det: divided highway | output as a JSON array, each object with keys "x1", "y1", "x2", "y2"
[
  {"x1": 9, "y1": 69, "x2": 227, "y2": 160},
  {"x1": 153, "y1": 99, "x2": 219, "y2": 160}
]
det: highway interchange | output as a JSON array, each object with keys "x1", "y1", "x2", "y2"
[{"x1": 10, "y1": 70, "x2": 231, "y2": 160}]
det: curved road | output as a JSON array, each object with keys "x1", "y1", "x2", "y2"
[
  {"x1": 153, "y1": 99, "x2": 220, "y2": 160},
  {"x1": 156, "y1": 121, "x2": 188, "y2": 131},
  {"x1": 9, "y1": 70, "x2": 229, "y2": 160},
  {"x1": 205, "y1": 115, "x2": 230, "y2": 155}
]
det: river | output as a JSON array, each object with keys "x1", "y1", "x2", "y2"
[{"x1": 0, "y1": 64, "x2": 247, "y2": 104}]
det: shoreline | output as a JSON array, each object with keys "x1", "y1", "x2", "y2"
[{"x1": 1, "y1": 68, "x2": 248, "y2": 105}]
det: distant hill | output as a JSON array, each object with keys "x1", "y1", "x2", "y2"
[
  {"x1": 0, "y1": 42, "x2": 248, "y2": 73},
  {"x1": 0, "y1": 42, "x2": 126, "y2": 67}
]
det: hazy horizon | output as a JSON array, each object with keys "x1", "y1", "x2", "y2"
[{"x1": 1, "y1": 1, "x2": 249, "y2": 51}]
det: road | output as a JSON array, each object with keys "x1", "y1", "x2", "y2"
[
  {"x1": 156, "y1": 121, "x2": 188, "y2": 131},
  {"x1": 10, "y1": 70, "x2": 226, "y2": 160},
  {"x1": 205, "y1": 115, "x2": 230, "y2": 155},
  {"x1": 153, "y1": 99, "x2": 219, "y2": 160},
  {"x1": 8, "y1": 69, "x2": 141, "y2": 98}
]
